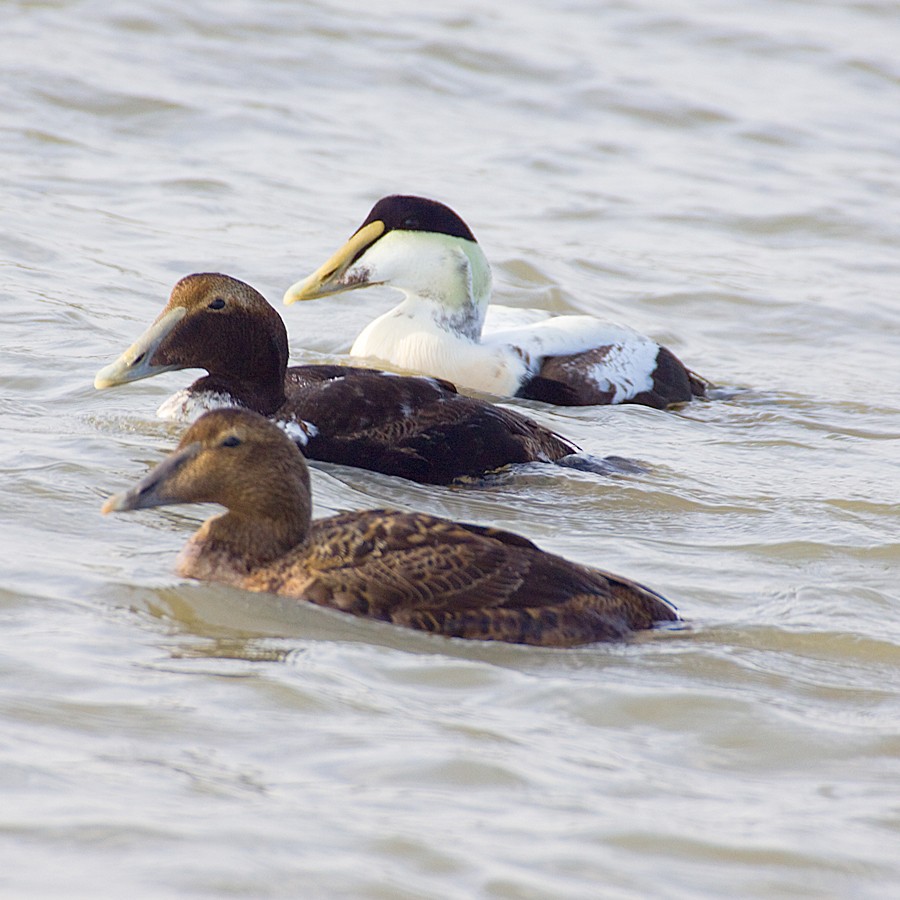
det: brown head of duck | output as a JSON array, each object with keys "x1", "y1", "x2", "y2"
[
  {"x1": 103, "y1": 407, "x2": 309, "y2": 581},
  {"x1": 103, "y1": 408, "x2": 679, "y2": 647},
  {"x1": 94, "y1": 273, "x2": 289, "y2": 414}
]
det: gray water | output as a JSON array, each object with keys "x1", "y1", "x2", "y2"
[{"x1": 1, "y1": 1, "x2": 899, "y2": 897}]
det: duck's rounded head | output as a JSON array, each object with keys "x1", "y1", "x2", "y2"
[
  {"x1": 102, "y1": 408, "x2": 310, "y2": 528},
  {"x1": 283, "y1": 196, "x2": 491, "y2": 325},
  {"x1": 94, "y1": 273, "x2": 289, "y2": 394}
]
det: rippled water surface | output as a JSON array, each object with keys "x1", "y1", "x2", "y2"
[{"x1": 2, "y1": 1, "x2": 899, "y2": 896}]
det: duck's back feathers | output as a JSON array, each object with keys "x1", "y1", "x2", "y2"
[
  {"x1": 283, "y1": 366, "x2": 578, "y2": 484},
  {"x1": 249, "y1": 509, "x2": 677, "y2": 646},
  {"x1": 520, "y1": 344, "x2": 703, "y2": 408},
  {"x1": 284, "y1": 363, "x2": 457, "y2": 393},
  {"x1": 104, "y1": 409, "x2": 679, "y2": 647}
]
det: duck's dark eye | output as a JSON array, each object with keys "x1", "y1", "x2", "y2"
[
  {"x1": 208, "y1": 297, "x2": 226, "y2": 310},
  {"x1": 221, "y1": 435, "x2": 241, "y2": 448},
  {"x1": 402, "y1": 217, "x2": 420, "y2": 229}
]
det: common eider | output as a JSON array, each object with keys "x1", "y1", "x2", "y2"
[
  {"x1": 102, "y1": 408, "x2": 679, "y2": 646},
  {"x1": 283, "y1": 195, "x2": 708, "y2": 408},
  {"x1": 94, "y1": 273, "x2": 590, "y2": 485}
]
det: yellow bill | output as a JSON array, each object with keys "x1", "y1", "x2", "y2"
[{"x1": 283, "y1": 220, "x2": 385, "y2": 305}]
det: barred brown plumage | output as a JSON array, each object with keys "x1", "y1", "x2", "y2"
[{"x1": 102, "y1": 408, "x2": 679, "y2": 647}]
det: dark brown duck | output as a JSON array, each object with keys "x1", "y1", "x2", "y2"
[{"x1": 95, "y1": 273, "x2": 592, "y2": 485}]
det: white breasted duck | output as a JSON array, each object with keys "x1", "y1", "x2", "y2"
[
  {"x1": 283, "y1": 195, "x2": 709, "y2": 408},
  {"x1": 95, "y1": 273, "x2": 590, "y2": 485},
  {"x1": 102, "y1": 408, "x2": 679, "y2": 646}
]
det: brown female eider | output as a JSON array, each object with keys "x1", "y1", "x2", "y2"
[
  {"x1": 94, "y1": 273, "x2": 598, "y2": 485},
  {"x1": 102, "y1": 408, "x2": 678, "y2": 646},
  {"x1": 283, "y1": 195, "x2": 709, "y2": 408}
]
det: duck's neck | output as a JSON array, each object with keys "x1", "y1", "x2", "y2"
[
  {"x1": 191, "y1": 372, "x2": 287, "y2": 417},
  {"x1": 398, "y1": 288, "x2": 485, "y2": 342},
  {"x1": 190, "y1": 308, "x2": 290, "y2": 415},
  {"x1": 432, "y1": 237, "x2": 492, "y2": 341},
  {"x1": 351, "y1": 237, "x2": 493, "y2": 354},
  {"x1": 175, "y1": 472, "x2": 312, "y2": 583}
]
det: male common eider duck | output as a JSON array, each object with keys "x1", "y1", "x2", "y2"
[
  {"x1": 283, "y1": 195, "x2": 708, "y2": 408},
  {"x1": 94, "y1": 273, "x2": 587, "y2": 485},
  {"x1": 102, "y1": 408, "x2": 678, "y2": 646}
]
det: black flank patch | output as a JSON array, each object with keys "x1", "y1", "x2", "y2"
[{"x1": 515, "y1": 375, "x2": 586, "y2": 405}]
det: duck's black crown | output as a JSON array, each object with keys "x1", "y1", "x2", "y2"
[{"x1": 358, "y1": 195, "x2": 477, "y2": 242}]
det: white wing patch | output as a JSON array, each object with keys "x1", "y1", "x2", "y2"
[
  {"x1": 278, "y1": 417, "x2": 318, "y2": 447},
  {"x1": 156, "y1": 389, "x2": 240, "y2": 422},
  {"x1": 156, "y1": 393, "x2": 318, "y2": 447},
  {"x1": 484, "y1": 311, "x2": 659, "y2": 400},
  {"x1": 484, "y1": 313, "x2": 646, "y2": 360},
  {"x1": 583, "y1": 340, "x2": 658, "y2": 402}
]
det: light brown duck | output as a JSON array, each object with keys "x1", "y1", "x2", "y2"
[{"x1": 102, "y1": 409, "x2": 679, "y2": 647}]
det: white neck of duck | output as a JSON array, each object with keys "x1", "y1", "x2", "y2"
[{"x1": 349, "y1": 232, "x2": 528, "y2": 395}]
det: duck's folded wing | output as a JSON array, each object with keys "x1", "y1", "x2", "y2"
[
  {"x1": 483, "y1": 313, "x2": 655, "y2": 361},
  {"x1": 296, "y1": 512, "x2": 533, "y2": 614},
  {"x1": 271, "y1": 512, "x2": 676, "y2": 645}
]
